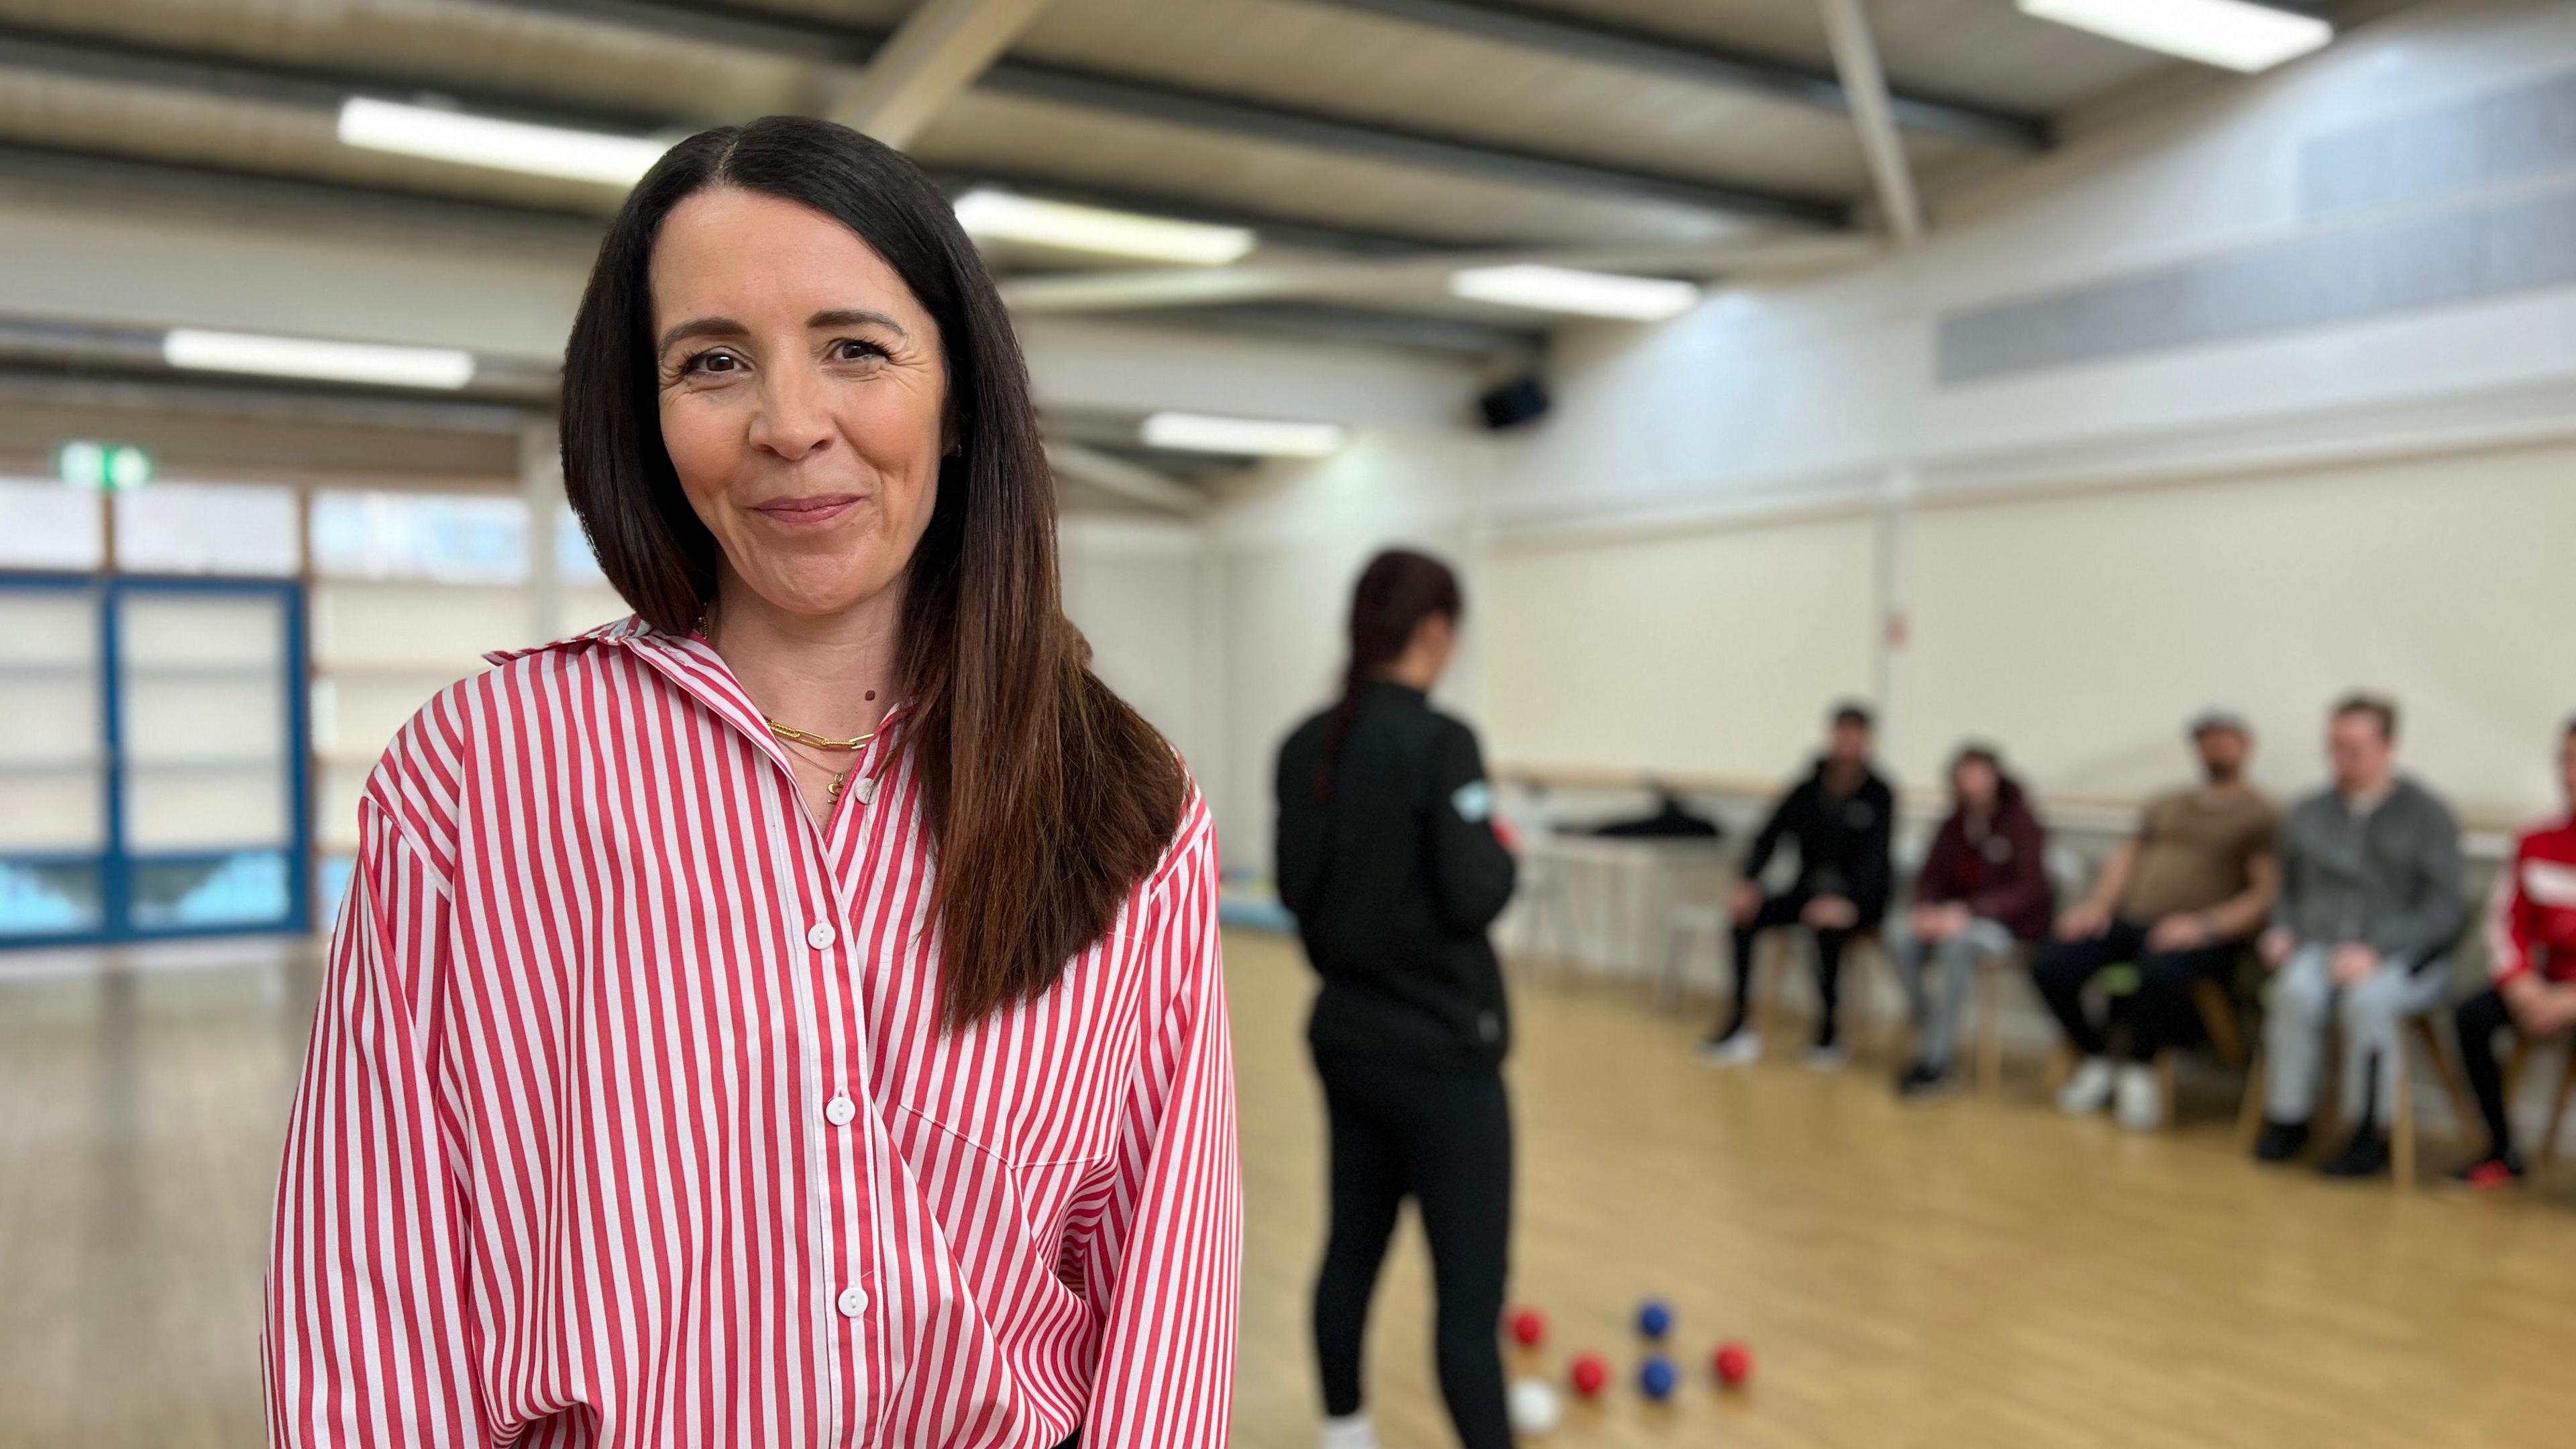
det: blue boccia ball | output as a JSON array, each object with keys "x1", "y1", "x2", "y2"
[
  {"x1": 1636, "y1": 1299, "x2": 1672, "y2": 1339},
  {"x1": 1639, "y1": 1355, "x2": 1677, "y2": 1401}
]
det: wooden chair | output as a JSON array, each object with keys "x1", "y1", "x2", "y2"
[
  {"x1": 2047, "y1": 967, "x2": 2249, "y2": 1123},
  {"x1": 2234, "y1": 1016, "x2": 2475, "y2": 1192},
  {"x1": 1670, "y1": 908, "x2": 1902, "y2": 1054},
  {"x1": 2502, "y1": 1036, "x2": 2576, "y2": 1173}
]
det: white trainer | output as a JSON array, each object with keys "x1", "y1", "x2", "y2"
[
  {"x1": 1697, "y1": 1030, "x2": 1764, "y2": 1067},
  {"x1": 2055, "y1": 1056, "x2": 2117, "y2": 1114},
  {"x1": 2114, "y1": 1063, "x2": 2163, "y2": 1132},
  {"x1": 1320, "y1": 1411, "x2": 1380, "y2": 1449}
]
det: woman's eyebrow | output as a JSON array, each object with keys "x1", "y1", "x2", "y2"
[
  {"x1": 657, "y1": 316, "x2": 745, "y2": 353},
  {"x1": 809, "y1": 307, "x2": 908, "y2": 337}
]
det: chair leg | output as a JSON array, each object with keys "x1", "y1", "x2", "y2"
[
  {"x1": 2542, "y1": 1049, "x2": 2576, "y2": 1171},
  {"x1": 2237, "y1": 1050, "x2": 2269, "y2": 1150},
  {"x1": 1977, "y1": 965, "x2": 2004, "y2": 1098},
  {"x1": 2392, "y1": 1044, "x2": 2416, "y2": 1193},
  {"x1": 2408, "y1": 1015, "x2": 2479, "y2": 1148}
]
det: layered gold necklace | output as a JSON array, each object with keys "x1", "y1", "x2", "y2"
[{"x1": 766, "y1": 718, "x2": 876, "y2": 800}]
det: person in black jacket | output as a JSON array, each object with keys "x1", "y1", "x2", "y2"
[
  {"x1": 1275, "y1": 548, "x2": 1517, "y2": 1449},
  {"x1": 1700, "y1": 702, "x2": 1895, "y2": 1070}
]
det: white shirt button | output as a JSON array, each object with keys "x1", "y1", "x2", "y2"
[
  {"x1": 824, "y1": 1095, "x2": 857, "y2": 1126},
  {"x1": 806, "y1": 922, "x2": 837, "y2": 950},
  {"x1": 853, "y1": 775, "x2": 878, "y2": 805},
  {"x1": 837, "y1": 1285, "x2": 868, "y2": 1317}
]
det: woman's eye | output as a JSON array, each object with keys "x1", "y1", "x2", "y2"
[
  {"x1": 830, "y1": 339, "x2": 886, "y2": 364},
  {"x1": 682, "y1": 350, "x2": 741, "y2": 376}
]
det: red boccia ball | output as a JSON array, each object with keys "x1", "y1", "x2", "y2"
[
  {"x1": 1568, "y1": 1353, "x2": 1610, "y2": 1399},
  {"x1": 1506, "y1": 1307, "x2": 1547, "y2": 1348},
  {"x1": 1713, "y1": 1340, "x2": 1754, "y2": 1388}
]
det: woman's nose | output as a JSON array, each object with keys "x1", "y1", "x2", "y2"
[{"x1": 748, "y1": 368, "x2": 834, "y2": 461}]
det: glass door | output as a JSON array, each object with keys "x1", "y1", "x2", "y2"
[{"x1": 0, "y1": 575, "x2": 311, "y2": 946}]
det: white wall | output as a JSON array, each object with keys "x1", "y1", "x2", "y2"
[
  {"x1": 1468, "y1": 0, "x2": 2576, "y2": 827},
  {"x1": 1200, "y1": 429, "x2": 1503, "y2": 876}
]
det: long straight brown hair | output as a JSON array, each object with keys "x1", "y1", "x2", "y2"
[{"x1": 559, "y1": 116, "x2": 1184, "y2": 1028}]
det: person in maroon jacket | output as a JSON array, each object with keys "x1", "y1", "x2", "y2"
[{"x1": 1895, "y1": 745, "x2": 2055, "y2": 1095}]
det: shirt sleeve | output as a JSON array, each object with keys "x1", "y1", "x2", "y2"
[
  {"x1": 265, "y1": 799, "x2": 490, "y2": 1447},
  {"x1": 1082, "y1": 808, "x2": 1241, "y2": 1446},
  {"x1": 1422, "y1": 721, "x2": 1517, "y2": 934},
  {"x1": 2485, "y1": 842, "x2": 2538, "y2": 986}
]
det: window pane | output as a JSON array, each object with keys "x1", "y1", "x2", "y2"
[
  {"x1": 0, "y1": 478, "x2": 105, "y2": 570},
  {"x1": 310, "y1": 491, "x2": 529, "y2": 584},
  {"x1": 0, "y1": 860, "x2": 103, "y2": 936},
  {"x1": 130, "y1": 851, "x2": 292, "y2": 930},
  {"x1": 114, "y1": 482, "x2": 299, "y2": 576},
  {"x1": 558, "y1": 502, "x2": 607, "y2": 584}
]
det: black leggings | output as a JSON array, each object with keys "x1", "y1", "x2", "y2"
[
  {"x1": 1716, "y1": 889, "x2": 1859, "y2": 1046},
  {"x1": 1312, "y1": 1053, "x2": 1513, "y2": 1449},
  {"x1": 2455, "y1": 986, "x2": 2555, "y2": 1158}
]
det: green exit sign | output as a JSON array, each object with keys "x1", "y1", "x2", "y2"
[{"x1": 54, "y1": 439, "x2": 155, "y2": 492}]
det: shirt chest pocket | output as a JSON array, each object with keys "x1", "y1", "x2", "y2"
[{"x1": 885, "y1": 1077, "x2": 1116, "y2": 1285}]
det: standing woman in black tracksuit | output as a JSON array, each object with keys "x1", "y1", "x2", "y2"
[{"x1": 1275, "y1": 549, "x2": 1519, "y2": 1449}]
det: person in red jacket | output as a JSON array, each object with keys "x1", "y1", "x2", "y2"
[
  {"x1": 2451, "y1": 719, "x2": 2576, "y2": 1186},
  {"x1": 1895, "y1": 745, "x2": 2055, "y2": 1095}
]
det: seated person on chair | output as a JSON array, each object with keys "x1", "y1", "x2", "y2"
[
  {"x1": 1701, "y1": 702, "x2": 1894, "y2": 1071},
  {"x1": 1894, "y1": 744, "x2": 2053, "y2": 1096},
  {"x1": 2252, "y1": 694, "x2": 2465, "y2": 1178},
  {"x1": 2450, "y1": 718, "x2": 2576, "y2": 1187},
  {"x1": 2035, "y1": 710, "x2": 2279, "y2": 1132}
]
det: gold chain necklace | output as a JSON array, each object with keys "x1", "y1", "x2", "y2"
[{"x1": 766, "y1": 718, "x2": 876, "y2": 800}]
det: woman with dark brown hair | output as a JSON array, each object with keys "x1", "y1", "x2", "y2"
[
  {"x1": 1274, "y1": 549, "x2": 1517, "y2": 1449},
  {"x1": 265, "y1": 116, "x2": 1237, "y2": 1448}
]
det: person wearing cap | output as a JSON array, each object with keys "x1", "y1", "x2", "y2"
[
  {"x1": 2032, "y1": 710, "x2": 2281, "y2": 1130},
  {"x1": 2251, "y1": 694, "x2": 2465, "y2": 1178},
  {"x1": 1700, "y1": 702, "x2": 1895, "y2": 1071},
  {"x1": 2449, "y1": 716, "x2": 2576, "y2": 1187}
]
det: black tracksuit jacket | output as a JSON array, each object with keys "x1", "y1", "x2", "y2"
[
  {"x1": 1743, "y1": 760, "x2": 1897, "y2": 925},
  {"x1": 1273, "y1": 681, "x2": 1518, "y2": 1072}
]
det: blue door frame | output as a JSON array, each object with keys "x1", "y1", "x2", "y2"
[{"x1": 0, "y1": 570, "x2": 313, "y2": 948}]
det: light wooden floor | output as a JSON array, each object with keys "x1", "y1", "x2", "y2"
[{"x1": 7, "y1": 930, "x2": 2576, "y2": 1447}]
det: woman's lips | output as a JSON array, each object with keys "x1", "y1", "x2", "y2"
[{"x1": 750, "y1": 493, "x2": 864, "y2": 526}]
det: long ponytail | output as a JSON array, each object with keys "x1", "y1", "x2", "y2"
[{"x1": 1315, "y1": 548, "x2": 1463, "y2": 798}]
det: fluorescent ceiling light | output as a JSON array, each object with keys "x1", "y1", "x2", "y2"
[
  {"x1": 953, "y1": 190, "x2": 1256, "y2": 266},
  {"x1": 162, "y1": 328, "x2": 478, "y2": 390},
  {"x1": 1448, "y1": 264, "x2": 1701, "y2": 321},
  {"x1": 337, "y1": 97, "x2": 670, "y2": 185},
  {"x1": 2017, "y1": 0, "x2": 2331, "y2": 73},
  {"x1": 1142, "y1": 411, "x2": 1345, "y2": 458}
]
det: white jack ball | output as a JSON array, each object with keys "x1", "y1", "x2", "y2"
[{"x1": 1508, "y1": 1377, "x2": 1560, "y2": 1435}]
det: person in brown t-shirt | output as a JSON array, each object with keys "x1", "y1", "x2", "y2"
[{"x1": 2031, "y1": 711, "x2": 2281, "y2": 1131}]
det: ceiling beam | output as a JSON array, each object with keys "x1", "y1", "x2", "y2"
[
  {"x1": 0, "y1": 29, "x2": 1437, "y2": 255},
  {"x1": 487, "y1": 0, "x2": 1848, "y2": 225},
  {"x1": 1044, "y1": 439, "x2": 1201, "y2": 514},
  {"x1": 967, "y1": 59, "x2": 1843, "y2": 225},
  {"x1": 827, "y1": 0, "x2": 1057, "y2": 149},
  {"x1": 999, "y1": 235, "x2": 1882, "y2": 313},
  {"x1": 1815, "y1": 0, "x2": 1921, "y2": 243},
  {"x1": 1305, "y1": 0, "x2": 2048, "y2": 152}
]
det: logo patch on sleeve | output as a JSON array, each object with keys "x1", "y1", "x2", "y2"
[{"x1": 1452, "y1": 780, "x2": 1495, "y2": 823}]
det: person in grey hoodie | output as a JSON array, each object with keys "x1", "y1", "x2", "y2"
[{"x1": 2252, "y1": 694, "x2": 2465, "y2": 1178}]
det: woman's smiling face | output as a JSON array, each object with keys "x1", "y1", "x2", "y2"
[{"x1": 649, "y1": 186, "x2": 948, "y2": 619}]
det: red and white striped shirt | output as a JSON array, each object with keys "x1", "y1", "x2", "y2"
[{"x1": 266, "y1": 617, "x2": 1238, "y2": 1448}]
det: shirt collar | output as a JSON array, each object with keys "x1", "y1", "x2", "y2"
[{"x1": 487, "y1": 614, "x2": 913, "y2": 777}]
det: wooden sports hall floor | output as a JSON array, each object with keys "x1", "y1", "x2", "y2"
[{"x1": 5, "y1": 928, "x2": 2574, "y2": 1448}]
